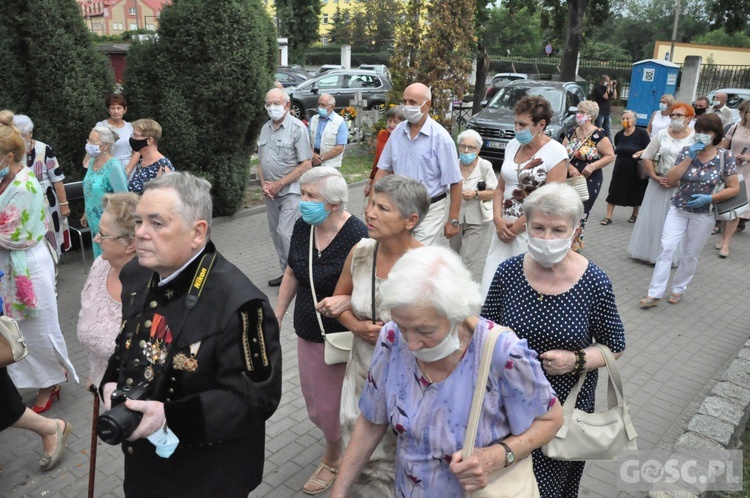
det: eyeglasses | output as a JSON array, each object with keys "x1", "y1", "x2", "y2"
[
  {"x1": 96, "y1": 231, "x2": 126, "y2": 241},
  {"x1": 86, "y1": 140, "x2": 104, "y2": 145},
  {"x1": 264, "y1": 102, "x2": 285, "y2": 109},
  {"x1": 669, "y1": 114, "x2": 687, "y2": 118},
  {"x1": 458, "y1": 144, "x2": 479, "y2": 152}
]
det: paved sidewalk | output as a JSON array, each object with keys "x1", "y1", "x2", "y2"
[{"x1": 1, "y1": 167, "x2": 748, "y2": 498}]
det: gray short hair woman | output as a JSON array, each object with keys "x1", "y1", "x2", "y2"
[
  {"x1": 317, "y1": 174, "x2": 429, "y2": 495},
  {"x1": 331, "y1": 246, "x2": 562, "y2": 497},
  {"x1": 274, "y1": 166, "x2": 369, "y2": 494},
  {"x1": 451, "y1": 129, "x2": 498, "y2": 280},
  {"x1": 482, "y1": 182, "x2": 626, "y2": 496}
]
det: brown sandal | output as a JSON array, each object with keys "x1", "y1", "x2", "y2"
[
  {"x1": 303, "y1": 462, "x2": 339, "y2": 495},
  {"x1": 600, "y1": 218, "x2": 612, "y2": 225}
]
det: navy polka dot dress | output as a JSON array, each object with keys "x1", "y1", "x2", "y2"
[{"x1": 481, "y1": 254, "x2": 626, "y2": 498}]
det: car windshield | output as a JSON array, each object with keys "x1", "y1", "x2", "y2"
[{"x1": 488, "y1": 86, "x2": 563, "y2": 111}]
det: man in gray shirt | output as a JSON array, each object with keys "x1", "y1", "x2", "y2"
[{"x1": 258, "y1": 88, "x2": 312, "y2": 286}]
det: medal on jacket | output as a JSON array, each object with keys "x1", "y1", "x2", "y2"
[
  {"x1": 143, "y1": 314, "x2": 173, "y2": 366},
  {"x1": 173, "y1": 341, "x2": 201, "y2": 372}
]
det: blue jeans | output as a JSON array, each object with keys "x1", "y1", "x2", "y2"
[{"x1": 595, "y1": 114, "x2": 612, "y2": 142}]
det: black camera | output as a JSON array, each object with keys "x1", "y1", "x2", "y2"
[
  {"x1": 477, "y1": 181, "x2": 487, "y2": 191},
  {"x1": 97, "y1": 381, "x2": 154, "y2": 445}
]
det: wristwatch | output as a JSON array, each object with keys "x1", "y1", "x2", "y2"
[
  {"x1": 498, "y1": 441, "x2": 516, "y2": 467},
  {"x1": 449, "y1": 218, "x2": 460, "y2": 227}
]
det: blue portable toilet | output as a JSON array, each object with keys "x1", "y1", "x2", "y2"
[{"x1": 628, "y1": 59, "x2": 680, "y2": 127}]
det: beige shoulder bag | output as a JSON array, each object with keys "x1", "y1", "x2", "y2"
[{"x1": 0, "y1": 316, "x2": 28, "y2": 368}]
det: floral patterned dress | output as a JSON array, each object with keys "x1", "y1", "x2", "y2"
[
  {"x1": 359, "y1": 317, "x2": 556, "y2": 497},
  {"x1": 1, "y1": 167, "x2": 78, "y2": 388},
  {"x1": 26, "y1": 140, "x2": 65, "y2": 256}
]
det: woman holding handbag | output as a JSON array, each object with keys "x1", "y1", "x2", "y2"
[
  {"x1": 274, "y1": 166, "x2": 368, "y2": 495},
  {"x1": 563, "y1": 100, "x2": 614, "y2": 251},
  {"x1": 640, "y1": 114, "x2": 739, "y2": 307},
  {"x1": 317, "y1": 174, "x2": 428, "y2": 497},
  {"x1": 331, "y1": 247, "x2": 562, "y2": 498},
  {"x1": 482, "y1": 183, "x2": 626, "y2": 497}
]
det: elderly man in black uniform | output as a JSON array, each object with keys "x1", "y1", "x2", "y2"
[{"x1": 99, "y1": 172, "x2": 282, "y2": 498}]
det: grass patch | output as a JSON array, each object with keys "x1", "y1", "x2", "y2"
[
  {"x1": 712, "y1": 416, "x2": 750, "y2": 497},
  {"x1": 243, "y1": 148, "x2": 375, "y2": 208}
]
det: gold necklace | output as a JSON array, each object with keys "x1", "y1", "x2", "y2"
[
  {"x1": 420, "y1": 325, "x2": 466, "y2": 384},
  {"x1": 528, "y1": 255, "x2": 568, "y2": 302}
]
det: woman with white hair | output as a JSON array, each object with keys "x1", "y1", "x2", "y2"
[
  {"x1": 82, "y1": 125, "x2": 128, "y2": 258},
  {"x1": 317, "y1": 174, "x2": 429, "y2": 497},
  {"x1": 275, "y1": 166, "x2": 368, "y2": 495},
  {"x1": 450, "y1": 129, "x2": 497, "y2": 280},
  {"x1": 482, "y1": 183, "x2": 626, "y2": 497},
  {"x1": 12, "y1": 114, "x2": 70, "y2": 257},
  {"x1": 330, "y1": 246, "x2": 562, "y2": 497}
]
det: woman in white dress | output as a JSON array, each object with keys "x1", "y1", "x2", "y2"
[
  {"x1": 0, "y1": 110, "x2": 78, "y2": 414},
  {"x1": 628, "y1": 102, "x2": 694, "y2": 263},
  {"x1": 317, "y1": 175, "x2": 429, "y2": 497},
  {"x1": 647, "y1": 94, "x2": 675, "y2": 139},
  {"x1": 479, "y1": 95, "x2": 567, "y2": 298}
]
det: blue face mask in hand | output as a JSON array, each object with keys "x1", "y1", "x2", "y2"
[
  {"x1": 147, "y1": 426, "x2": 180, "y2": 458},
  {"x1": 459, "y1": 152, "x2": 477, "y2": 165},
  {"x1": 300, "y1": 201, "x2": 330, "y2": 226}
]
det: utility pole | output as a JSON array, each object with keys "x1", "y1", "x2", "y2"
[
  {"x1": 668, "y1": 0, "x2": 681, "y2": 62},
  {"x1": 134, "y1": 0, "x2": 140, "y2": 30}
]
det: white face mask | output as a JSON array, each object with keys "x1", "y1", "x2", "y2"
[
  {"x1": 694, "y1": 133, "x2": 713, "y2": 146},
  {"x1": 670, "y1": 118, "x2": 686, "y2": 131},
  {"x1": 713, "y1": 100, "x2": 721, "y2": 107},
  {"x1": 267, "y1": 105, "x2": 286, "y2": 122},
  {"x1": 402, "y1": 103, "x2": 425, "y2": 124},
  {"x1": 659, "y1": 103, "x2": 668, "y2": 112},
  {"x1": 85, "y1": 143, "x2": 101, "y2": 157},
  {"x1": 407, "y1": 323, "x2": 460, "y2": 362},
  {"x1": 527, "y1": 235, "x2": 572, "y2": 268}
]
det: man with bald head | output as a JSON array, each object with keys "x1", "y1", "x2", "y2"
[
  {"x1": 258, "y1": 88, "x2": 312, "y2": 286},
  {"x1": 373, "y1": 83, "x2": 462, "y2": 245},
  {"x1": 710, "y1": 92, "x2": 732, "y2": 128},
  {"x1": 309, "y1": 93, "x2": 348, "y2": 168}
]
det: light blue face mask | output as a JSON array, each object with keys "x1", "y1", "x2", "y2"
[
  {"x1": 0, "y1": 156, "x2": 9, "y2": 178},
  {"x1": 147, "y1": 426, "x2": 180, "y2": 459},
  {"x1": 300, "y1": 200, "x2": 330, "y2": 226},
  {"x1": 318, "y1": 107, "x2": 329, "y2": 119},
  {"x1": 515, "y1": 127, "x2": 536, "y2": 145},
  {"x1": 459, "y1": 152, "x2": 477, "y2": 165}
]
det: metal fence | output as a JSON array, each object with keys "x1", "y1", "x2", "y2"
[{"x1": 486, "y1": 55, "x2": 750, "y2": 101}]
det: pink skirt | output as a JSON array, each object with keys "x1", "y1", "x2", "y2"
[{"x1": 298, "y1": 337, "x2": 347, "y2": 441}]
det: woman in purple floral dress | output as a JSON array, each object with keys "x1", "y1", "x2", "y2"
[{"x1": 331, "y1": 247, "x2": 562, "y2": 498}]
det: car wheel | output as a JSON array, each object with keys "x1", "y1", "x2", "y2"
[
  {"x1": 368, "y1": 102, "x2": 386, "y2": 118},
  {"x1": 291, "y1": 102, "x2": 303, "y2": 119}
]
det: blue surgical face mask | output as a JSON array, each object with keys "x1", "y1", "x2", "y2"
[
  {"x1": 515, "y1": 127, "x2": 536, "y2": 145},
  {"x1": 85, "y1": 143, "x2": 101, "y2": 157},
  {"x1": 695, "y1": 133, "x2": 713, "y2": 146},
  {"x1": 0, "y1": 155, "x2": 9, "y2": 178},
  {"x1": 318, "y1": 107, "x2": 329, "y2": 119},
  {"x1": 147, "y1": 426, "x2": 180, "y2": 459},
  {"x1": 459, "y1": 152, "x2": 477, "y2": 165},
  {"x1": 299, "y1": 200, "x2": 330, "y2": 226}
]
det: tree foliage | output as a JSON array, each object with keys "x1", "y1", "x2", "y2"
[
  {"x1": 389, "y1": 0, "x2": 427, "y2": 99},
  {"x1": 0, "y1": 0, "x2": 113, "y2": 179},
  {"x1": 695, "y1": 28, "x2": 750, "y2": 49},
  {"x1": 276, "y1": 0, "x2": 321, "y2": 62},
  {"x1": 326, "y1": 0, "x2": 404, "y2": 52},
  {"x1": 124, "y1": 0, "x2": 276, "y2": 216},
  {"x1": 709, "y1": 0, "x2": 750, "y2": 35}
]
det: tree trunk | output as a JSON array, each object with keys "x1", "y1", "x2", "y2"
[
  {"x1": 560, "y1": 0, "x2": 588, "y2": 81},
  {"x1": 472, "y1": 44, "x2": 488, "y2": 114}
]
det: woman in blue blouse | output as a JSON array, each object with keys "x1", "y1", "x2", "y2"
[
  {"x1": 640, "y1": 114, "x2": 739, "y2": 307},
  {"x1": 126, "y1": 119, "x2": 174, "y2": 194},
  {"x1": 482, "y1": 182, "x2": 626, "y2": 497}
]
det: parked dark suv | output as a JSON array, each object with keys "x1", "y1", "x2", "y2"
[
  {"x1": 286, "y1": 69, "x2": 392, "y2": 120},
  {"x1": 467, "y1": 80, "x2": 585, "y2": 163}
]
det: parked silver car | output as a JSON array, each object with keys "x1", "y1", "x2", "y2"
[{"x1": 286, "y1": 69, "x2": 392, "y2": 120}]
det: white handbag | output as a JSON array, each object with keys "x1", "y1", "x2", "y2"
[
  {"x1": 0, "y1": 315, "x2": 28, "y2": 368},
  {"x1": 542, "y1": 344, "x2": 637, "y2": 461},
  {"x1": 565, "y1": 176, "x2": 590, "y2": 202},
  {"x1": 712, "y1": 151, "x2": 750, "y2": 221},
  {"x1": 308, "y1": 225, "x2": 353, "y2": 365},
  {"x1": 463, "y1": 326, "x2": 540, "y2": 498}
]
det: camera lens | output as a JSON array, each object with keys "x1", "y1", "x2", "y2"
[{"x1": 97, "y1": 404, "x2": 143, "y2": 445}]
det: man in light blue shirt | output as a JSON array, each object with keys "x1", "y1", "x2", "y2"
[
  {"x1": 374, "y1": 83, "x2": 462, "y2": 245},
  {"x1": 310, "y1": 93, "x2": 348, "y2": 168}
]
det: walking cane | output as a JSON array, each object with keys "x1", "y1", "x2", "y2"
[{"x1": 88, "y1": 386, "x2": 99, "y2": 498}]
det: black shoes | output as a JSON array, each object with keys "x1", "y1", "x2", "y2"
[{"x1": 268, "y1": 275, "x2": 283, "y2": 287}]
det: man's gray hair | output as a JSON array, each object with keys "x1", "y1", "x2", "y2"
[
  {"x1": 12, "y1": 114, "x2": 33, "y2": 135},
  {"x1": 380, "y1": 246, "x2": 482, "y2": 323},
  {"x1": 266, "y1": 88, "x2": 290, "y2": 104},
  {"x1": 319, "y1": 93, "x2": 336, "y2": 106},
  {"x1": 457, "y1": 129, "x2": 482, "y2": 148},
  {"x1": 93, "y1": 126, "x2": 119, "y2": 146},
  {"x1": 523, "y1": 182, "x2": 583, "y2": 229},
  {"x1": 300, "y1": 166, "x2": 348, "y2": 209},
  {"x1": 143, "y1": 172, "x2": 213, "y2": 230},
  {"x1": 373, "y1": 175, "x2": 430, "y2": 229}
]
